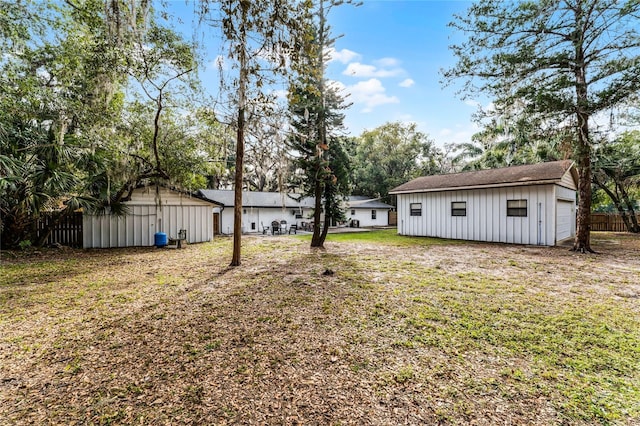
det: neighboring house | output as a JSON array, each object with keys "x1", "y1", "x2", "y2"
[
  {"x1": 83, "y1": 186, "x2": 218, "y2": 248},
  {"x1": 389, "y1": 160, "x2": 578, "y2": 246},
  {"x1": 198, "y1": 190, "x2": 316, "y2": 234},
  {"x1": 346, "y1": 196, "x2": 394, "y2": 227}
]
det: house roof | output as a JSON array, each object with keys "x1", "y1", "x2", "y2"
[
  {"x1": 347, "y1": 196, "x2": 394, "y2": 210},
  {"x1": 389, "y1": 160, "x2": 577, "y2": 194},
  {"x1": 198, "y1": 190, "x2": 394, "y2": 211},
  {"x1": 198, "y1": 189, "x2": 315, "y2": 209}
]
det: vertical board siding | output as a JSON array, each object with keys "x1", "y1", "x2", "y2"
[
  {"x1": 38, "y1": 188, "x2": 219, "y2": 248},
  {"x1": 142, "y1": 206, "x2": 151, "y2": 246},
  {"x1": 396, "y1": 184, "x2": 570, "y2": 246},
  {"x1": 83, "y1": 187, "x2": 214, "y2": 248},
  {"x1": 192, "y1": 206, "x2": 199, "y2": 238},
  {"x1": 499, "y1": 188, "x2": 507, "y2": 243}
]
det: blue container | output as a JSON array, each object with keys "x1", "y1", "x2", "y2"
[{"x1": 154, "y1": 232, "x2": 168, "y2": 248}]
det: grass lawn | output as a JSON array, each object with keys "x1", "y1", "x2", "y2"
[{"x1": 1, "y1": 231, "x2": 639, "y2": 425}]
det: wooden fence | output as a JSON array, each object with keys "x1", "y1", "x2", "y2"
[
  {"x1": 37, "y1": 212, "x2": 83, "y2": 248},
  {"x1": 591, "y1": 213, "x2": 640, "y2": 232}
]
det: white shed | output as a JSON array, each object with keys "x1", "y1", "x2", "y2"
[
  {"x1": 389, "y1": 161, "x2": 578, "y2": 246},
  {"x1": 83, "y1": 186, "x2": 218, "y2": 248}
]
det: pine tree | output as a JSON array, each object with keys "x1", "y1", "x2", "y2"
[{"x1": 288, "y1": 0, "x2": 355, "y2": 248}]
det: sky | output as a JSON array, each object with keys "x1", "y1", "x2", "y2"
[
  {"x1": 168, "y1": 0, "x2": 481, "y2": 148},
  {"x1": 325, "y1": 1, "x2": 480, "y2": 147}
]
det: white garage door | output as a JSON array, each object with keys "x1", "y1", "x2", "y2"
[{"x1": 556, "y1": 200, "x2": 574, "y2": 242}]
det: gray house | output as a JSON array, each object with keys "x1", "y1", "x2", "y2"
[
  {"x1": 198, "y1": 190, "x2": 394, "y2": 234},
  {"x1": 389, "y1": 161, "x2": 578, "y2": 246},
  {"x1": 198, "y1": 190, "x2": 316, "y2": 234}
]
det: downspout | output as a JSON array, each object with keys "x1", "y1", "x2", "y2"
[{"x1": 537, "y1": 202, "x2": 542, "y2": 245}]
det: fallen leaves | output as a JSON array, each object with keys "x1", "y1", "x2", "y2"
[{"x1": 1, "y1": 233, "x2": 639, "y2": 424}]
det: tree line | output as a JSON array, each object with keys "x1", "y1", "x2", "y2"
[{"x1": 1, "y1": 0, "x2": 639, "y2": 260}]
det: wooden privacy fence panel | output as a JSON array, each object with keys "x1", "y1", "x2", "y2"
[
  {"x1": 591, "y1": 213, "x2": 640, "y2": 232},
  {"x1": 37, "y1": 212, "x2": 83, "y2": 248}
]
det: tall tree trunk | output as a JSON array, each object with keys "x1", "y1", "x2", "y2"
[
  {"x1": 231, "y1": 105, "x2": 245, "y2": 265},
  {"x1": 319, "y1": 188, "x2": 331, "y2": 243},
  {"x1": 572, "y1": 10, "x2": 593, "y2": 253},
  {"x1": 310, "y1": 167, "x2": 324, "y2": 247},
  {"x1": 573, "y1": 130, "x2": 593, "y2": 252},
  {"x1": 230, "y1": 3, "x2": 248, "y2": 267},
  {"x1": 310, "y1": 0, "x2": 327, "y2": 249}
]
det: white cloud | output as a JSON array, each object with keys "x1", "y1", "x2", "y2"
[
  {"x1": 343, "y1": 63, "x2": 375, "y2": 77},
  {"x1": 464, "y1": 99, "x2": 481, "y2": 108},
  {"x1": 343, "y1": 61, "x2": 404, "y2": 78},
  {"x1": 399, "y1": 78, "x2": 415, "y2": 88},
  {"x1": 374, "y1": 57, "x2": 400, "y2": 68},
  {"x1": 327, "y1": 48, "x2": 362, "y2": 64},
  {"x1": 337, "y1": 78, "x2": 399, "y2": 113}
]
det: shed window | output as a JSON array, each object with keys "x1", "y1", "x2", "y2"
[
  {"x1": 351, "y1": 209, "x2": 355, "y2": 216},
  {"x1": 371, "y1": 210, "x2": 377, "y2": 220},
  {"x1": 410, "y1": 203, "x2": 422, "y2": 216},
  {"x1": 507, "y1": 199, "x2": 527, "y2": 217},
  {"x1": 451, "y1": 201, "x2": 466, "y2": 217}
]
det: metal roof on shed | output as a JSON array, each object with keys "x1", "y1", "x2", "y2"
[{"x1": 389, "y1": 160, "x2": 577, "y2": 194}]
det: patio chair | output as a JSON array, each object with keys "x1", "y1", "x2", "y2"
[
  {"x1": 261, "y1": 222, "x2": 270, "y2": 235},
  {"x1": 168, "y1": 229, "x2": 187, "y2": 248},
  {"x1": 280, "y1": 220, "x2": 287, "y2": 234},
  {"x1": 271, "y1": 220, "x2": 281, "y2": 235}
]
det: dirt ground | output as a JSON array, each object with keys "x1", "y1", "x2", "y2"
[{"x1": 1, "y1": 232, "x2": 639, "y2": 425}]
